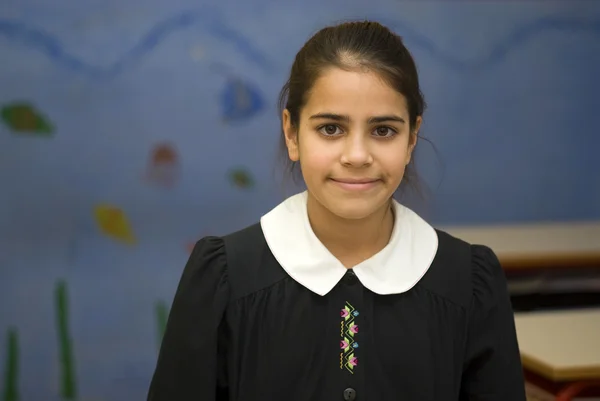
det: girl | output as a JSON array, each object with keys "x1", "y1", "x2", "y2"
[{"x1": 147, "y1": 20, "x2": 526, "y2": 401}]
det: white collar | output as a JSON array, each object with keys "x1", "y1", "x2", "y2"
[{"x1": 260, "y1": 191, "x2": 439, "y2": 296}]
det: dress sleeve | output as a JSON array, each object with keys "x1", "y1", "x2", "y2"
[
  {"x1": 460, "y1": 245, "x2": 527, "y2": 401},
  {"x1": 147, "y1": 236, "x2": 230, "y2": 401}
]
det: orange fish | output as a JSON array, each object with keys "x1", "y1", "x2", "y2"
[{"x1": 145, "y1": 142, "x2": 180, "y2": 188}]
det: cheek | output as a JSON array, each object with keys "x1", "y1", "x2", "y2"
[
  {"x1": 378, "y1": 143, "x2": 411, "y2": 177},
  {"x1": 299, "y1": 136, "x2": 338, "y2": 172}
]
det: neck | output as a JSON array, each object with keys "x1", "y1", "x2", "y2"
[{"x1": 306, "y1": 192, "x2": 395, "y2": 268}]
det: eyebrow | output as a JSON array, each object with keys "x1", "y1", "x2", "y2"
[{"x1": 309, "y1": 112, "x2": 406, "y2": 124}]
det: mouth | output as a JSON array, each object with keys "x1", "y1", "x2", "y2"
[{"x1": 329, "y1": 178, "x2": 381, "y2": 191}]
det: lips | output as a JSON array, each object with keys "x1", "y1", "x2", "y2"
[
  {"x1": 330, "y1": 178, "x2": 380, "y2": 184},
  {"x1": 329, "y1": 177, "x2": 381, "y2": 191}
]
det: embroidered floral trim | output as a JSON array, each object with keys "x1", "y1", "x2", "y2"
[{"x1": 340, "y1": 301, "x2": 359, "y2": 374}]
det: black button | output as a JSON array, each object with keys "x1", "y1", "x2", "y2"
[
  {"x1": 344, "y1": 270, "x2": 357, "y2": 285},
  {"x1": 343, "y1": 387, "x2": 356, "y2": 401}
]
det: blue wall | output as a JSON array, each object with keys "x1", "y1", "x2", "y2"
[{"x1": 1, "y1": 0, "x2": 599, "y2": 399}]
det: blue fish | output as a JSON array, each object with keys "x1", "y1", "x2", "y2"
[{"x1": 221, "y1": 78, "x2": 264, "y2": 122}]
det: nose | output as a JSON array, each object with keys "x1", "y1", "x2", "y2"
[{"x1": 340, "y1": 133, "x2": 373, "y2": 167}]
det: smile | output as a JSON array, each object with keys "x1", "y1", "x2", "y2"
[{"x1": 329, "y1": 178, "x2": 381, "y2": 191}]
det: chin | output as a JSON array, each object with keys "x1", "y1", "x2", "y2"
[
  {"x1": 307, "y1": 181, "x2": 395, "y2": 221},
  {"x1": 323, "y1": 196, "x2": 385, "y2": 221}
]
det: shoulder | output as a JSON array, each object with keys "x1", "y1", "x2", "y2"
[
  {"x1": 180, "y1": 224, "x2": 277, "y2": 306},
  {"x1": 418, "y1": 229, "x2": 506, "y2": 309},
  {"x1": 188, "y1": 224, "x2": 289, "y2": 300},
  {"x1": 190, "y1": 222, "x2": 270, "y2": 273},
  {"x1": 217, "y1": 222, "x2": 289, "y2": 299},
  {"x1": 184, "y1": 235, "x2": 228, "y2": 284}
]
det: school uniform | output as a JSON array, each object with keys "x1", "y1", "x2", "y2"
[{"x1": 147, "y1": 191, "x2": 527, "y2": 401}]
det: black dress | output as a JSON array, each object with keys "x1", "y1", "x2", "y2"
[{"x1": 147, "y1": 192, "x2": 527, "y2": 401}]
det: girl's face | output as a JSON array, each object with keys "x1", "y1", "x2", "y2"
[{"x1": 283, "y1": 67, "x2": 421, "y2": 221}]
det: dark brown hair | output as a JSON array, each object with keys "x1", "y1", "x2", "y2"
[{"x1": 277, "y1": 20, "x2": 429, "y2": 196}]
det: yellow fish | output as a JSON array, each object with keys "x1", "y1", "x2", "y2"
[{"x1": 94, "y1": 204, "x2": 136, "y2": 245}]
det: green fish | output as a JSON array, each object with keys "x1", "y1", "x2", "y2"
[
  {"x1": 229, "y1": 168, "x2": 255, "y2": 189},
  {"x1": 1, "y1": 102, "x2": 54, "y2": 135}
]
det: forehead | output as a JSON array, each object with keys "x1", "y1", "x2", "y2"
[{"x1": 302, "y1": 68, "x2": 409, "y2": 118}]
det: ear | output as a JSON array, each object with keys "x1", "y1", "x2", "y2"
[
  {"x1": 282, "y1": 109, "x2": 299, "y2": 162},
  {"x1": 406, "y1": 116, "x2": 422, "y2": 165}
]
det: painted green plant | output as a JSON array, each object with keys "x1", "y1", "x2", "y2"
[
  {"x1": 155, "y1": 301, "x2": 168, "y2": 350},
  {"x1": 55, "y1": 280, "x2": 76, "y2": 400},
  {"x1": 2, "y1": 328, "x2": 19, "y2": 401}
]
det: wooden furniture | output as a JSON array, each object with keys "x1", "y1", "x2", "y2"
[
  {"x1": 514, "y1": 308, "x2": 600, "y2": 400},
  {"x1": 446, "y1": 221, "x2": 600, "y2": 399},
  {"x1": 443, "y1": 221, "x2": 600, "y2": 270}
]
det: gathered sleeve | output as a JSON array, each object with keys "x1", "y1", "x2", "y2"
[
  {"x1": 147, "y1": 236, "x2": 230, "y2": 400},
  {"x1": 460, "y1": 245, "x2": 527, "y2": 401}
]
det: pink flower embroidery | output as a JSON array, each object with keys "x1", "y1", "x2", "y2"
[
  {"x1": 340, "y1": 309, "x2": 349, "y2": 318},
  {"x1": 350, "y1": 324, "x2": 358, "y2": 334},
  {"x1": 349, "y1": 357, "x2": 358, "y2": 367},
  {"x1": 340, "y1": 340, "x2": 349, "y2": 349}
]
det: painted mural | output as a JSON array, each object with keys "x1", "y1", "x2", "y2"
[{"x1": 1, "y1": 0, "x2": 599, "y2": 399}]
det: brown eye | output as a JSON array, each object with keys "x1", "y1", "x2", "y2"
[
  {"x1": 373, "y1": 126, "x2": 395, "y2": 137},
  {"x1": 319, "y1": 124, "x2": 341, "y2": 136}
]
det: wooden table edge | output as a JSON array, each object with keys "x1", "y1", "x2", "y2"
[
  {"x1": 501, "y1": 252, "x2": 600, "y2": 271},
  {"x1": 521, "y1": 353, "x2": 600, "y2": 382},
  {"x1": 440, "y1": 221, "x2": 600, "y2": 271}
]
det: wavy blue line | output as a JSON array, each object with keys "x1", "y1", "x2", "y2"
[
  {"x1": 380, "y1": 16, "x2": 600, "y2": 71},
  {"x1": 0, "y1": 13, "x2": 599, "y2": 79},
  {"x1": 0, "y1": 9, "x2": 274, "y2": 79}
]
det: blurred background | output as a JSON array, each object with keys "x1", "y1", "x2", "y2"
[{"x1": 1, "y1": 0, "x2": 599, "y2": 400}]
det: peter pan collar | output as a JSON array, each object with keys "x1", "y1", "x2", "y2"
[{"x1": 260, "y1": 191, "x2": 439, "y2": 296}]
